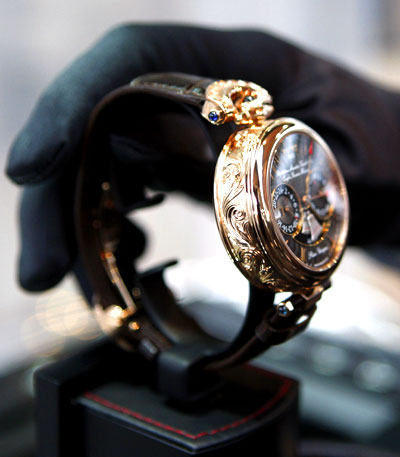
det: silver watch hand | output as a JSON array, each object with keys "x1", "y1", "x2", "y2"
[{"x1": 307, "y1": 212, "x2": 323, "y2": 242}]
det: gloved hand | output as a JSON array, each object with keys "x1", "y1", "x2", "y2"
[{"x1": 6, "y1": 24, "x2": 400, "y2": 292}]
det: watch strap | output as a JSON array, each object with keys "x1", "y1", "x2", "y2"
[{"x1": 129, "y1": 72, "x2": 212, "y2": 107}]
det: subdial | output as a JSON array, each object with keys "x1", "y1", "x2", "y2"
[
  {"x1": 272, "y1": 184, "x2": 302, "y2": 235},
  {"x1": 308, "y1": 173, "x2": 332, "y2": 220}
]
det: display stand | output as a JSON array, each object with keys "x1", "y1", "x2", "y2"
[{"x1": 35, "y1": 339, "x2": 299, "y2": 457}]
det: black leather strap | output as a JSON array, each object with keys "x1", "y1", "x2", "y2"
[
  {"x1": 75, "y1": 73, "x2": 315, "y2": 400},
  {"x1": 129, "y1": 72, "x2": 212, "y2": 107}
]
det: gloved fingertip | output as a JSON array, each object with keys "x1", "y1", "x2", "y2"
[
  {"x1": 17, "y1": 178, "x2": 76, "y2": 292},
  {"x1": 18, "y1": 264, "x2": 68, "y2": 292},
  {"x1": 18, "y1": 235, "x2": 72, "y2": 292}
]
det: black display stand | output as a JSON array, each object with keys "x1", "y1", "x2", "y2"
[{"x1": 34, "y1": 339, "x2": 299, "y2": 457}]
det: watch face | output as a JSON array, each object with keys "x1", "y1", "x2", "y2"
[{"x1": 269, "y1": 130, "x2": 348, "y2": 271}]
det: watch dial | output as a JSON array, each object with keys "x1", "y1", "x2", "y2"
[{"x1": 270, "y1": 131, "x2": 348, "y2": 270}]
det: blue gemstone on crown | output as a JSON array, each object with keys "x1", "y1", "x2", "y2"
[{"x1": 208, "y1": 111, "x2": 219, "y2": 122}]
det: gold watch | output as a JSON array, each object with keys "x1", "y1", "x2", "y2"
[
  {"x1": 208, "y1": 79, "x2": 349, "y2": 299},
  {"x1": 75, "y1": 73, "x2": 349, "y2": 391}
]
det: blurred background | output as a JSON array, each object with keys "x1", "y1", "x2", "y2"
[{"x1": 1, "y1": 0, "x2": 400, "y2": 455}]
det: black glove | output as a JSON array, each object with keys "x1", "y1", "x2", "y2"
[{"x1": 6, "y1": 24, "x2": 400, "y2": 292}]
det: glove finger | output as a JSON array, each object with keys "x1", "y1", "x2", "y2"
[{"x1": 18, "y1": 177, "x2": 75, "y2": 291}]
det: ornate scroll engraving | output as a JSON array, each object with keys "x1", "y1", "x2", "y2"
[{"x1": 215, "y1": 130, "x2": 280, "y2": 289}]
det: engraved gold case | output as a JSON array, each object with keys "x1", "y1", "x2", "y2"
[{"x1": 214, "y1": 117, "x2": 349, "y2": 294}]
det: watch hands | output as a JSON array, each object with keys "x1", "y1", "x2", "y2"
[
  {"x1": 301, "y1": 140, "x2": 314, "y2": 211},
  {"x1": 309, "y1": 191, "x2": 327, "y2": 200},
  {"x1": 301, "y1": 211, "x2": 323, "y2": 242},
  {"x1": 305, "y1": 140, "x2": 313, "y2": 197},
  {"x1": 307, "y1": 212, "x2": 323, "y2": 242},
  {"x1": 301, "y1": 142, "x2": 332, "y2": 223}
]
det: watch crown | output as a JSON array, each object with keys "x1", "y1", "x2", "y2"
[
  {"x1": 202, "y1": 79, "x2": 273, "y2": 125},
  {"x1": 208, "y1": 110, "x2": 220, "y2": 123}
]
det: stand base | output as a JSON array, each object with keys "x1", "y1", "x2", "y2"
[{"x1": 35, "y1": 339, "x2": 299, "y2": 457}]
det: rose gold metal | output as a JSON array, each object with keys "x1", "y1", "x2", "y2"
[
  {"x1": 201, "y1": 80, "x2": 274, "y2": 125},
  {"x1": 213, "y1": 117, "x2": 349, "y2": 293},
  {"x1": 94, "y1": 302, "x2": 135, "y2": 335}
]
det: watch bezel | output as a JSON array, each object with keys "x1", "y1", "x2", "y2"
[{"x1": 255, "y1": 118, "x2": 349, "y2": 281}]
